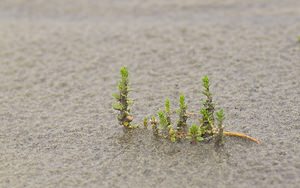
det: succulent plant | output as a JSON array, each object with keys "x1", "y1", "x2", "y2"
[
  {"x1": 150, "y1": 116, "x2": 159, "y2": 135},
  {"x1": 165, "y1": 98, "x2": 171, "y2": 126},
  {"x1": 143, "y1": 116, "x2": 148, "y2": 128},
  {"x1": 177, "y1": 94, "x2": 188, "y2": 131},
  {"x1": 200, "y1": 76, "x2": 215, "y2": 132},
  {"x1": 112, "y1": 67, "x2": 133, "y2": 128},
  {"x1": 215, "y1": 109, "x2": 225, "y2": 146},
  {"x1": 187, "y1": 124, "x2": 204, "y2": 144},
  {"x1": 169, "y1": 127, "x2": 177, "y2": 142},
  {"x1": 158, "y1": 110, "x2": 169, "y2": 130},
  {"x1": 112, "y1": 67, "x2": 260, "y2": 145}
]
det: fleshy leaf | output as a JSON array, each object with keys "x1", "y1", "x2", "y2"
[{"x1": 112, "y1": 103, "x2": 123, "y2": 111}]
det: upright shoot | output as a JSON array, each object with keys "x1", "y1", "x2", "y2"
[
  {"x1": 201, "y1": 76, "x2": 215, "y2": 131},
  {"x1": 112, "y1": 66, "x2": 133, "y2": 128},
  {"x1": 177, "y1": 94, "x2": 188, "y2": 131},
  {"x1": 215, "y1": 109, "x2": 225, "y2": 146}
]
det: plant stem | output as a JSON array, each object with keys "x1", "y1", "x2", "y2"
[
  {"x1": 224, "y1": 131, "x2": 260, "y2": 144},
  {"x1": 215, "y1": 109, "x2": 225, "y2": 146}
]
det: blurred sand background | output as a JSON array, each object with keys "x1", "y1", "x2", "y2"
[{"x1": 0, "y1": 0, "x2": 300, "y2": 187}]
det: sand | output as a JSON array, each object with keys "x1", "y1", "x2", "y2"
[{"x1": 0, "y1": 0, "x2": 300, "y2": 187}]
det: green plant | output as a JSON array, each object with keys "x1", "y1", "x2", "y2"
[
  {"x1": 298, "y1": 36, "x2": 300, "y2": 43},
  {"x1": 112, "y1": 66, "x2": 133, "y2": 128},
  {"x1": 201, "y1": 76, "x2": 215, "y2": 131},
  {"x1": 177, "y1": 94, "x2": 188, "y2": 131},
  {"x1": 158, "y1": 110, "x2": 169, "y2": 131},
  {"x1": 113, "y1": 67, "x2": 260, "y2": 145},
  {"x1": 215, "y1": 109, "x2": 225, "y2": 146},
  {"x1": 187, "y1": 124, "x2": 204, "y2": 144},
  {"x1": 200, "y1": 108, "x2": 213, "y2": 134},
  {"x1": 165, "y1": 98, "x2": 171, "y2": 126},
  {"x1": 150, "y1": 116, "x2": 159, "y2": 135},
  {"x1": 143, "y1": 116, "x2": 148, "y2": 128},
  {"x1": 168, "y1": 127, "x2": 177, "y2": 142}
]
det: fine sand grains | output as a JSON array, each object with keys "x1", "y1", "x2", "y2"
[{"x1": 0, "y1": 0, "x2": 300, "y2": 188}]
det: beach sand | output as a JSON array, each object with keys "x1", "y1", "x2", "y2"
[{"x1": 0, "y1": 0, "x2": 300, "y2": 187}]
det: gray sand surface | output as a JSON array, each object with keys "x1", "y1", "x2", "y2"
[{"x1": 1, "y1": 0, "x2": 300, "y2": 187}]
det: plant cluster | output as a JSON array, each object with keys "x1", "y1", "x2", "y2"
[
  {"x1": 113, "y1": 67, "x2": 260, "y2": 145},
  {"x1": 146, "y1": 77, "x2": 227, "y2": 146}
]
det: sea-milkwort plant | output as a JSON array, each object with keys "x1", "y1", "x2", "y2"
[
  {"x1": 200, "y1": 76, "x2": 215, "y2": 132},
  {"x1": 165, "y1": 98, "x2": 171, "y2": 126},
  {"x1": 112, "y1": 67, "x2": 133, "y2": 128},
  {"x1": 113, "y1": 67, "x2": 260, "y2": 145},
  {"x1": 150, "y1": 116, "x2": 159, "y2": 135},
  {"x1": 177, "y1": 94, "x2": 188, "y2": 131},
  {"x1": 215, "y1": 109, "x2": 225, "y2": 146},
  {"x1": 187, "y1": 124, "x2": 204, "y2": 144}
]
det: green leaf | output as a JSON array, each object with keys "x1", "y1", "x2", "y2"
[
  {"x1": 202, "y1": 90, "x2": 210, "y2": 97},
  {"x1": 200, "y1": 108, "x2": 209, "y2": 118},
  {"x1": 112, "y1": 93, "x2": 120, "y2": 100},
  {"x1": 196, "y1": 136, "x2": 204, "y2": 142},
  {"x1": 202, "y1": 75, "x2": 210, "y2": 90},
  {"x1": 112, "y1": 103, "x2": 123, "y2": 111},
  {"x1": 216, "y1": 109, "x2": 225, "y2": 122},
  {"x1": 118, "y1": 82, "x2": 127, "y2": 91},
  {"x1": 198, "y1": 127, "x2": 205, "y2": 135},
  {"x1": 127, "y1": 99, "x2": 134, "y2": 105},
  {"x1": 189, "y1": 124, "x2": 199, "y2": 135}
]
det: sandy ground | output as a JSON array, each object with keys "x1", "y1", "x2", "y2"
[{"x1": 0, "y1": 0, "x2": 300, "y2": 187}]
